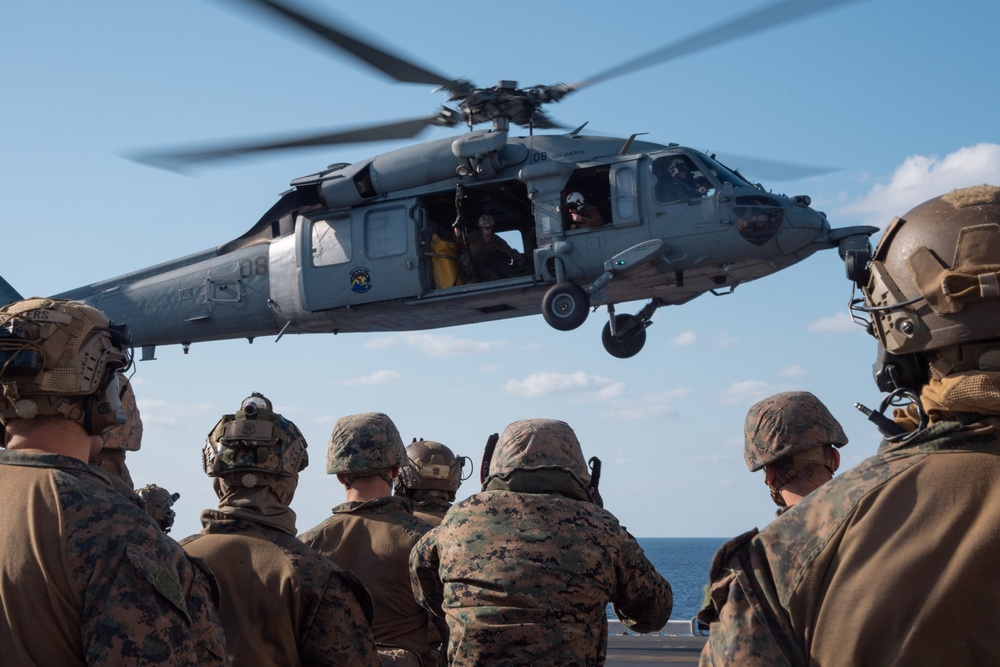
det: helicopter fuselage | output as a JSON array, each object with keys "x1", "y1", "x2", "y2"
[{"x1": 52, "y1": 132, "x2": 875, "y2": 359}]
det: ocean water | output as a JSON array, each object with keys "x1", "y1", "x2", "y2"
[{"x1": 607, "y1": 537, "x2": 727, "y2": 621}]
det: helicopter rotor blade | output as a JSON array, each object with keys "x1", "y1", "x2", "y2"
[
  {"x1": 128, "y1": 115, "x2": 443, "y2": 171},
  {"x1": 226, "y1": 0, "x2": 456, "y2": 87},
  {"x1": 570, "y1": 0, "x2": 866, "y2": 92}
]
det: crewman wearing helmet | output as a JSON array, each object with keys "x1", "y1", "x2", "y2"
[
  {"x1": 701, "y1": 185, "x2": 1000, "y2": 665},
  {"x1": 299, "y1": 412, "x2": 441, "y2": 667},
  {"x1": 180, "y1": 393, "x2": 378, "y2": 667},
  {"x1": 565, "y1": 192, "x2": 606, "y2": 230},
  {"x1": 410, "y1": 418, "x2": 672, "y2": 666},
  {"x1": 0, "y1": 298, "x2": 227, "y2": 665},
  {"x1": 460, "y1": 214, "x2": 525, "y2": 282},
  {"x1": 743, "y1": 391, "x2": 847, "y2": 512},
  {"x1": 394, "y1": 438, "x2": 471, "y2": 526}
]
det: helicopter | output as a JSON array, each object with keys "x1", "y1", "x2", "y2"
[{"x1": 2, "y1": 0, "x2": 878, "y2": 360}]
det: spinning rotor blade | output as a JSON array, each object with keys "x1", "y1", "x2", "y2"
[
  {"x1": 129, "y1": 115, "x2": 442, "y2": 170},
  {"x1": 229, "y1": 0, "x2": 455, "y2": 87},
  {"x1": 571, "y1": 0, "x2": 866, "y2": 91}
]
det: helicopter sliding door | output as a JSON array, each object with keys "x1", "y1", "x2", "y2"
[{"x1": 296, "y1": 203, "x2": 422, "y2": 311}]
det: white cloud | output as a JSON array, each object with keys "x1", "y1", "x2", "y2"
[
  {"x1": 720, "y1": 379, "x2": 777, "y2": 405},
  {"x1": 137, "y1": 398, "x2": 218, "y2": 427},
  {"x1": 363, "y1": 332, "x2": 505, "y2": 357},
  {"x1": 502, "y1": 371, "x2": 619, "y2": 398},
  {"x1": 779, "y1": 364, "x2": 808, "y2": 378},
  {"x1": 844, "y1": 143, "x2": 1000, "y2": 228},
  {"x1": 339, "y1": 370, "x2": 401, "y2": 386},
  {"x1": 671, "y1": 330, "x2": 697, "y2": 346},
  {"x1": 806, "y1": 311, "x2": 863, "y2": 334}
]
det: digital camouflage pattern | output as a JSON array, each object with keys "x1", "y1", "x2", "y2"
[
  {"x1": 485, "y1": 419, "x2": 591, "y2": 488},
  {"x1": 0, "y1": 450, "x2": 227, "y2": 666},
  {"x1": 299, "y1": 496, "x2": 440, "y2": 663},
  {"x1": 411, "y1": 419, "x2": 671, "y2": 666},
  {"x1": 138, "y1": 483, "x2": 181, "y2": 533},
  {"x1": 203, "y1": 395, "x2": 308, "y2": 479},
  {"x1": 743, "y1": 391, "x2": 847, "y2": 471},
  {"x1": 101, "y1": 379, "x2": 142, "y2": 451},
  {"x1": 700, "y1": 415, "x2": 1000, "y2": 666},
  {"x1": 181, "y1": 511, "x2": 379, "y2": 667},
  {"x1": 326, "y1": 412, "x2": 406, "y2": 475}
]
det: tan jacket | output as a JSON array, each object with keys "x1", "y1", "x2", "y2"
[
  {"x1": 300, "y1": 496, "x2": 439, "y2": 662},
  {"x1": 0, "y1": 451, "x2": 227, "y2": 666}
]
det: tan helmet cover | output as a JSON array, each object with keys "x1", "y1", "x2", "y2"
[
  {"x1": 863, "y1": 184, "x2": 1000, "y2": 355},
  {"x1": 0, "y1": 298, "x2": 130, "y2": 435},
  {"x1": 486, "y1": 418, "x2": 591, "y2": 488},
  {"x1": 398, "y1": 439, "x2": 465, "y2": 494},
  {"x1": 744, "y1": 391, "x2": 848, "y2": 472},
  {"x1": 101, "y1": 378, "x2": 142, "y2": 452},
  {"x1": 326, "y1": 412, "x2": 406, "y2": 475}
]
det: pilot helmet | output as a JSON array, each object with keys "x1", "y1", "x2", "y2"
[
  {"x1": 327, "y1": 412, "x2": 407, "y2": 475},
  {"x1": 566, "y1": 192, "x2": 586, "y2": 211},
  {"x1": 478, "y1": 214, "x2": 496, "y2": 229},
  {"x1": 396, "y1": 439, "x2": 469, "y2": 500},
  {"x1": 743, "y1": 391, "x2": 847, "y2": 472},
  {"x1": 485, "y1": 419, "x2": 591, "y2": 489},
  {"x1": 0, "y1": 298, "x2": 132, "y2": 436},
  {"x1": 861, "y1": 185, "x2": 1000, "y2": 368},
  {"x1": 203, "y1": 392, "x2": 308, "y2": 503},
  {"x1": 668, "y1": 158, "x2": 689, "y2": 177}
]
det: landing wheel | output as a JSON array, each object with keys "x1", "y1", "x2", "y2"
[
  {"x1": 602, "y1": 314, "x2": 647, "y2": 358},
  {"x1": 542, "y1": 282, "x2": 590, "y2": 331}
]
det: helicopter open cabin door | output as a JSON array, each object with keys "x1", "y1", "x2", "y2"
[{"x1": 296, "y1": 204, "x2": 422, "y2": 311}]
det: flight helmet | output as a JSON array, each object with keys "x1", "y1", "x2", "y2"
[{"x1": 566, "y1": 192, "x2": 585, "y2": 211}]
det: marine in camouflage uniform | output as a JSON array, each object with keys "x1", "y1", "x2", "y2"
[
  {"x1": 394, "y1": 438, "x2": 471, "y2": 526},
  {"x1": 410, "y1": 418, "x2": 672, "y2": 667},
  {"x1": 700, "y1": 185, "x2": 1000, "y2": 665},
  {"x1": 0, "y1": 298, "x2": 227, "y2": 666},
  {"x1": 299, "y1": 412, "x2": 441, "y2": 667},
  {"x1": 180, "y1": 393, "x2": 379, "y2": 667},
  {"x1": 743, "y1": 391, "x2": 847, "y2": 511}
]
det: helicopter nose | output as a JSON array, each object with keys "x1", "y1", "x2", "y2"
[{"x1": 776, "y1": 198, "x2": 830, "y2": 255}]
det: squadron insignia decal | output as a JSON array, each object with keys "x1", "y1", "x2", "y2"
[{"x1": 350, "y1": 267, "x2": 372, "y2": 293}]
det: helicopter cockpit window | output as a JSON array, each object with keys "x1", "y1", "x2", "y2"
[
  {"x1": 697, "y1": 154, "x2": 753, "y2": 189},
  {"x1": 311, "y1": 217, "x2": 351, "y2": 267},
  {"x1": 652, "y1": 156, "x2": 714, "y2": 203}
]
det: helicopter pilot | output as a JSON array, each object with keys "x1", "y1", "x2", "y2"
[{"x1": 460, "y1": 214, "x2": 525, "y2": 282}]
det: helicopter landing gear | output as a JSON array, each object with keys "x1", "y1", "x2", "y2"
[
  {"x1": 542, "y1": 282, "x2": 590, "y2": 331},
  {"x1": 600, "y1": 299, "x2": 664, "y2": 358},
  {"x1": 602, "y1": 313, "x2": 647, "y2": 358}
]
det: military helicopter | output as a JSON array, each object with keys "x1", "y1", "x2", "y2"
[{"x1": 4, "y1": 0, "x2": 877, "y2": 360}]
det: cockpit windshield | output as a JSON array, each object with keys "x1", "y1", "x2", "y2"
[{"x1": 696, "y1": 154, "x2": 753, "y2": 188}]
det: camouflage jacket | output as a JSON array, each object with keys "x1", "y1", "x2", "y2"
[
  {"x1": 299, "y1": 496, "x2": 440, "y2": 661},
  {"x1": 410, "y1": 489, "x2": 672, "y2": 667},
  {"x1": 0, "y1": 450, "x2": 228, "y2": 666},
  {"x1": 700, "y1": 414, "x2": 1000, "y2": 666},
  {"x1": 181, "y1": 511, "x2": 379, "y2": 667}
]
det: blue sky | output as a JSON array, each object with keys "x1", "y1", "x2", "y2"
[{"x1": 3, "y1": 0, "x2": 999, "y2": 538}]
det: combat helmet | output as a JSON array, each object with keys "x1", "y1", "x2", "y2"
[
  {"x1": 203, "y1": 392, "x2": 308, "y2": 503},
  {"x1": 744, "y1": 391, "x2": 847, "y2": 472},
  {"x1": 485, "y1": 418, "x2": 591, "y2": 489},
  {"x1": 861, "y1": 184, "x2": 1000, "y2": 360},
  {"x1": 101, "y1": 378, "x2": 142, "y2": 452},
  {"x1": 327, "y1": 412, "x2": 406, "y2": 475},
  {"x1": 0, "y1": 298, "x2": 132, "y2": 436},
  {"x1": 396, "y1": 439, "x2": 470, "y2": 501}
]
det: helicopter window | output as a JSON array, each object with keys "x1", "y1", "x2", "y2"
[
  {"x1": 364, "y1": 207, "x2": 407, "y2": 258},
  {"x1": 311, "y1": 217, "x2": 351, "y2": 266},
  {"x1": 697, "y1": 154, "x2": 753, "y2": 188},
  {"x1": 651, "y1": 156, "x2": 713, "y2": 203},
  {"x1": 614, "y1": 168, "x2": 636, "y2": 219}
]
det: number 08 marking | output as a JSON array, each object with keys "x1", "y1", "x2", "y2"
[{"x1": 239, "y1": 257, "x2": 268, "y2": 278}]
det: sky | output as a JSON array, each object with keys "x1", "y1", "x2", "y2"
[{"x1": 2, "y1": 0, "x2": 999, "y2": 539}]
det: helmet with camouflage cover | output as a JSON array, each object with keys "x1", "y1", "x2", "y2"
[
  {"x1": 0, "y1": 298, "x2": 132, "y2": 436},
  {"x1": 101, "y1": 378, "x2": 142, "y2": 452},
  {"x1": 744, "y1": 391, "x2": 847, "y2": 472},
  {"x1": 327, "y1": 412, "x2": 406, "y2": 475},
  {"x1": 485, "y1": 418, "x2": 591, "y2": 489},
  {"x1": 203, "y1": 392, "x2": 308, "y2": 503},
  {"x1": 861, "y1": 184, "x2": 1000, "y2": 360},
  {"x1": 396, "y1": 439, "x2": 469, "y2": 500}
]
